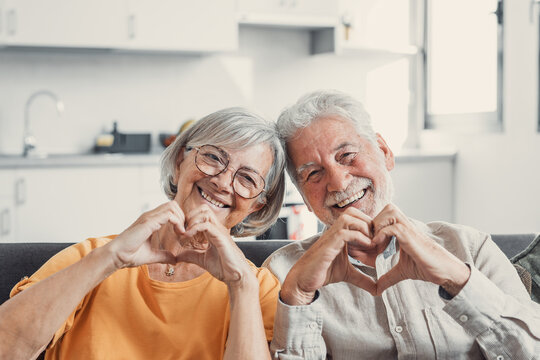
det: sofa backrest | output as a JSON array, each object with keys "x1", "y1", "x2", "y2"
[
  {"x1": 0, "y1": 240, "x2": 292, "y2": 306},
  {"x1": 0, "y1": 234, "x2": 536, "y2": 306}
]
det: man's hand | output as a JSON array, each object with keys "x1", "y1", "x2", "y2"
[
  {"x1": 373, "y1": 204, "x2": 471, "y2": 296},
  {"x1": 281, "y1": 207, "x2": 377, "y2": 306}
]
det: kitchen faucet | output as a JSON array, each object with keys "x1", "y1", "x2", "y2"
[{"x1": 23, "y1": 89, "x2": 64, "y2": 157}]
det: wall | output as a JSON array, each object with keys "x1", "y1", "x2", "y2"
[
  {"x1": 0, "y1": 2, "x2": 538, "y2": 235},
  {"x1": 0, "y1": 28, "x2": 379, "y2": 155},
  {"x1": 421, "y1": 0, "x2": 540, "y2": 234}
]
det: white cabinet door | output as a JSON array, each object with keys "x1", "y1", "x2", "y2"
[
  {"x1": 237, "y1": 0, "x2": 337, "y2": 27},
  {"x1": 125, "y1": 0, "x2": 237, "y2": 52},
  {"x1": 14, "y1": 167, "x2": 142, "y2": 243},
  {"x1": 2, "y1": 0, "x2": 125, "y2": 48},
  {"x1": 0, "y1": 169, "x2": 16, "y2": 243},
  {"x1": 139, "y1": 165, "x2": 167, "y2": 213}
]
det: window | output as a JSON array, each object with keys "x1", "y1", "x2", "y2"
[{"x1": 425, "y1": 0, "x2": 503, "y2": 132}]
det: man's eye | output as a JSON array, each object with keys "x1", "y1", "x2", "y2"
[
  {"x1": 305, "y1": 170, "x2": 322, "y2": 182},
  {"x1": 339, "y1": 152, "x2": 358, "y2": 164}
]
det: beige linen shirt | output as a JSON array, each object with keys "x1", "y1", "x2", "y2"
[{"x1": 263, "y1": 220, "x2": 540, "y2": 359}]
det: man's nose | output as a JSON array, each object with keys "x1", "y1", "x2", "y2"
[{"x1": 326, "y1": 165, "x2": 351, "y2": 193}]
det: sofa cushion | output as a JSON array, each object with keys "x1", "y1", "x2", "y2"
[{"x1": 511, "y1": 234, "x2": 540, "y2": 303}]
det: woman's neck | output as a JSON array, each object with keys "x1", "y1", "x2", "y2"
[{"x1": 147, "y1": 225, "x2": 207, "y2": 282}]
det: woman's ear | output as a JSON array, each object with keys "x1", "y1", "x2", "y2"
[
  {"x1": 172, "y1": 147, "x2": 185, "y2": 184},
  {"x1": 249, "y1": 196, "x2": 266, "y2": 213}
]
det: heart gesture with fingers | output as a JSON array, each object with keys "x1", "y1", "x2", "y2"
[
  {"x1": 372, "y1": 204, "x2": 471, "y2": 296},
  {"x1": 176, "y1": 205, "x2": 253, "y2": 287},
  {"x1": 281, "y1": 207, "x2": 379, "y2": 306}
]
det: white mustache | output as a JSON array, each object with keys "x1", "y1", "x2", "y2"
[{"x1": 324, "y1": 177, "x2": 373, "y2": 207}]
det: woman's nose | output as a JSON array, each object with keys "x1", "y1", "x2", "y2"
[
  {"x1": 326, "y1": 165, "x2": 351, "y2": 193},
  {"x1": 209, "y1": 168, "x2": 235, "y2": 193}
]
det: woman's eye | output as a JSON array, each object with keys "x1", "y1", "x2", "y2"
[
  {"x1": 204, "y1": 153, "x2": 224, "y2": 164},
  {"x1": 241, "y1": 174, "x2": 256, "y2": 186}
]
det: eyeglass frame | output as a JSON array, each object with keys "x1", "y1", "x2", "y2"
[{"x1": 190, "y1": 144, "x2": 267, "y2": 200}]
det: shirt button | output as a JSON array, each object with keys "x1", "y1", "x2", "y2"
[
  {"x1": 459, "y1": 314, "x2": 469, "y2": 322},
  {"x1": 308, "y1": 322, "x2": 318, "y2": 330},
  {"x1": 395, "y1": 325, "x2": 403, "y2": 333},
  {"x1": 496, "y1": 356, "x2": 504, "y2": 360}
]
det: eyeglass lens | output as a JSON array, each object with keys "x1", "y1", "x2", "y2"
[{"x1": 195, "y1": 145, "x2": 265, "y2": 199}]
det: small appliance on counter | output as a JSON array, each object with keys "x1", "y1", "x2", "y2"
[{"x1": 94, "y1": 121, "x2": 151, "y2": 154}]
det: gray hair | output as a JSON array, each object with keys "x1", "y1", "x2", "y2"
[
  {"x1": 161, "y1": 107, "x2": 286, "y2": 237},
  {"x1": 277, "y1": 89, "x2": 377, "y2": 187}
]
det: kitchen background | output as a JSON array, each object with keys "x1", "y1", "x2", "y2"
[{"x1": 0, "y1": 0, "x2": 538, "y2": 243}]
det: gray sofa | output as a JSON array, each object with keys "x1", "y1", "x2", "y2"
[
  {"x1": 0, "y1": 235, "x2": 536, "y2": 306},
  {"x1": 0, "y1": 235, "x2": 536, "y2": 360}
]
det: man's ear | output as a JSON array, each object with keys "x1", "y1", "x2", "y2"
[
  {"x1": 172, "y1": 147, "x2": 186, "y2": 184},
  {"x1": 375, "y1": 133, "x2": 395, "y2": 171}
]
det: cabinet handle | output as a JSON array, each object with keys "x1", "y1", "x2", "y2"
[
  {"x1": 0, "y1": 208, "x2": 10, "y2": 236},
  {"x1": 15, "y1": 178, "x2": 26, "y2": 205},
  {"x1": 128, "y1": 14, "x2": 136, "y2": 39},
  {"x1": 7, "y1": 9, "x2": 16, "y2": 36}
]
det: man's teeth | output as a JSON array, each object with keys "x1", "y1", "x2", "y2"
[
  {"x1": 200, "y1": 190, "x2": 225, "y2": 208},
  {"x1": 336, "y1": 189, "x2": 366, "y2": 208}
]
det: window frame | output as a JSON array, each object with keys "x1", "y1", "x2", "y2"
[{"x1": 423, "y1": 0, "x2": 504, "y2": 132}]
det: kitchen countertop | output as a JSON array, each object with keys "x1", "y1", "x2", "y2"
[
  {"x1": 0, "y1": 153, "x2": 162, "y2": 168},
  {"x1": 0, "y1": 148, "x2": 457, "y2": 169}
]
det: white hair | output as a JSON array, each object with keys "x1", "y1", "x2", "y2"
[
  {"x1": 161, "y1": 107, "x2": 286, "y2": 237},
  {"x1": 277, "y1": 89, "x2": 377, "y2": 187}
]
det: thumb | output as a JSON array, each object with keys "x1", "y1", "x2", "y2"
[
  {"x1": 345, "y1": 264, "x2": 377, "y2": 296},
  {"x1": 376, "y1": 268, "x2": 405, "y2": 296}
]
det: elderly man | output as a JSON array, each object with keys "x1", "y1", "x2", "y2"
[{"x1": 263, "y1": 90, "x2": 540, "y2": 359}]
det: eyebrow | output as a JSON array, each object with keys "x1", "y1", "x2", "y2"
[
  {"x1": 296, "y1": 142, "x2": 360, "y2": 175},
  {"x1": 296, "y1": 162, "x2": 317, "y2": 176}
]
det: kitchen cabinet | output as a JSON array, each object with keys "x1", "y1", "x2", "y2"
[
  {"x1": 0, "y1": 170, "x2": 15, "y2": 242},
  {"x1": 139, "y1": 164, "x2": 168, "y2": 212},
  {"x1": 0, "y1": 0, "x2": 237, "y2": 52},
  {"x1": 236, "y1": 0, "x2": 338, "y2": 28},
  {"x1": 123, "y1": 0, "x2": 237, "y2": 52},
  {"x1": 2, "y1": 165, "x2": 166, "y2": 243},
  {"x1": 1, "y1": 0, "x2": 126, "y2": 48},
  {"x1": 13, "y1": 167, "x2": 142, "y2": 243},
  {"x1": 336, "y1": 0, "x2": 420, "y2": 58}
]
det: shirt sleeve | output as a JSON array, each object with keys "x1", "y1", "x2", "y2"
[
  {"x1": 270, "y1": 293, "x2": 326, "y2": 360},
  {"x1": 255, "y1": 267, "x2": 282, "y2": 342},
  {"x1": 443, "y1": 237, "x2": 540, "y2": 359},
  {"x1": 9, "y1": 238, "x2": 110, "y2": 348}
]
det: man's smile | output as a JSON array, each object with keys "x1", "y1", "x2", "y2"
[{"x1": 333, "y1": 188, "x2": 367, "y2": 209}]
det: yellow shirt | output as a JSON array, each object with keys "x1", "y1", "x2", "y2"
[{"x1": 11, "y1": 237, "x2": 280, "y2": 360}]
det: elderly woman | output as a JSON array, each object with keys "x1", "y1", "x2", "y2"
[{"x1": 0, "y1": 108, "x2": 286, "y2": 360}]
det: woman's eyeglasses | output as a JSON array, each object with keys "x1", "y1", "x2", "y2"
[{"x1": 193, "y1": 145, "x2": 266, "y2": 199}]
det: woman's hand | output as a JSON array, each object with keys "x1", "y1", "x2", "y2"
[
  {"x1": 105, "y1": 201, "x2": 186, "y2": 270},
  {"x1": 176, "y1": 205, "x2": 254, "y2": 287}
]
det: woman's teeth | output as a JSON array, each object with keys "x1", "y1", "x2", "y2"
[
  {"x1": 336, "y1": 189, "x2": 366, "y2": 208},
  {"x1": 200, "y1": 189, "x2": 226, "y2": 208}
]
